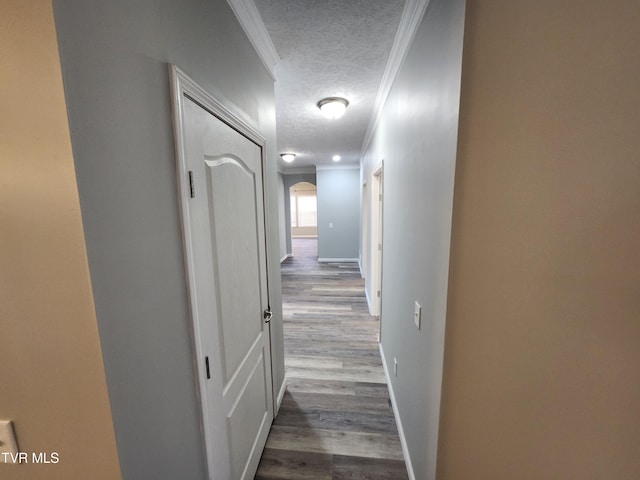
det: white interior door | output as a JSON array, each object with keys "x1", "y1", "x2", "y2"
[{"x1": 171, "y1": 67, "x2": 273, "y2": 480}]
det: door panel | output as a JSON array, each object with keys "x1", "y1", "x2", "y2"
[
  {"x1": 227, "y1": 352, "x2": 271, "y2": 478},
  {"x1": 205, "y1": 157, "x2": 263, "y2": 383},
  {"x1": 179, "y1": 91, "x2": 273, "y2": 480}
]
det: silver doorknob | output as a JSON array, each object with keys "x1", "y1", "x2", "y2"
[{"x1": 263, "y1": 309, "x2": 273, "y2": 323}]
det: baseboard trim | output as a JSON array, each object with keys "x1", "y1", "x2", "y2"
[
  {"x1": 280, "y1": 254, "x2": 292, "y2": 263},
  {"x1": 275, "y1": 377, "x2": 287, "y2": 415},
  {"x1": 365, "y1": 288, "x2": 373, "y2": 316},
  {"x1": 317, "y1": 257, "x2": 359, "y2": 263},
  {"x1": 379, "y1": 343, "x2": 416, "y2": 480}
]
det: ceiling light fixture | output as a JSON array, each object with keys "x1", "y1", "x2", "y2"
[
  {"x1": 332, "y1": 155, "x2": 341, "y2": 162},
  {"x1": 317, "y1": 97, "x2": 349, "y2": 119},
  {"x1": 280, "y1": 153, "x2": 296, "y2": 163}
]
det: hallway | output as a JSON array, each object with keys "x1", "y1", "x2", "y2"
[{"x1": 255, "y1": 239, "x2": 408, "y2": 479}]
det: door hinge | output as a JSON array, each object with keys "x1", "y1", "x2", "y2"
[
  {"x1": 188, "y1": 171, "x2": 195, "y2": 198},
  {"x1": 379, "y1": 194, "x2": 382, "y2": 201},
  {"x1": 377, "y1": 290, "x2": 381, "y2": 298},
  {"x1": 205, "y1": 356, "x2": 210, "y2": 379},
  {"x1": 378, "y1": 243, "x2": 382, "y2": 251}
]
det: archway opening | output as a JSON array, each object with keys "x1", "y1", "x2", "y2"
[{"x1": 289, "y1": 181, "x2": 317, "y2": 238}]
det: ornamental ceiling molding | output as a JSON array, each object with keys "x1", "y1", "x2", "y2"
[
  {"x1": 226, "y1": 0, "x2": 280, "y2": 79},
  {"x1": 360, "y1": 0, "x2": 432, "y2": 158}
]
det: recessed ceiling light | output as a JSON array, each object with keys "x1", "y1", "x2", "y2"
[
  {"x1": 280, "y1": 153, "x2": 296, "y2": 163},
  {"x1": 332, "y1": 155, "x2": 341, "y2": 162},
  {"x1": 317, "y1": 97, "x2": 349, "y2": 119}
]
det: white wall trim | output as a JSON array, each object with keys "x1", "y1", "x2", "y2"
[
  {"x1": 379, "y1": 343, "x2": 416, "y2": 480},
  {"x1": 317, "y1": 257, "x2": 359, "y2": 263},
  {"x1": 315, "y1": 164, "x2": 360, "y2": 171},
  {"x1": 275, "y1": 377, "x2": 287, "y2": 415},
  {"x1": 280, "y1": 254, "x2": 291, "y2": 263},
  {"x1": 365, "y1": 287, "x2": 373, "y2": 315},
  {"x1": 360, "y1": 0, "x2": 432, "y2": 157},
  {"x1": 225, "y1": 0, "x2": 280, "y2": 79}
]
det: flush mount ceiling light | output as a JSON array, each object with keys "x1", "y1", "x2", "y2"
[
  {"x1": 332, "y1": 155, "x2": 341, "y2": 162},
  {"x1": 280, "y1": 153, "x2": 296, "y2": 163},
  {"x1": 317, "y1": 97, "x2": 349, "y2": 119}
]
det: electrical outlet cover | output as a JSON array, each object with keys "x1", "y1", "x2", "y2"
[{"x1": 0, "y1": 420, "x2": 19, "y2": 463}]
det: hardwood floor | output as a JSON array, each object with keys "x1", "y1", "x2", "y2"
[{"x1": 255, "y1": 238, "x2": 408, "y2": 479}]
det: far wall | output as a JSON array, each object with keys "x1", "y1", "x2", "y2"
[{"x1": 316, "y1": 167, "x2": 360, "y2": 261}]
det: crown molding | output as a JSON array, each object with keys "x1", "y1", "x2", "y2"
[
  {"x1": 280, "y1": 166, "x2": 317, "y2": 175},
  {"x1": 226, "y1": 0, "x2": 280, "y2": 79},
  {"x1": 360, "y1": 0, "x2": 431, "y2": 156},
  {"x1": 315, "y1": 164, "x2": 360, "y2": 171}
]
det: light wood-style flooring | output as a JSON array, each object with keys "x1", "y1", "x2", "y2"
[{"x1": 255, "y1": 238, "x2": 408, "y2": 479}]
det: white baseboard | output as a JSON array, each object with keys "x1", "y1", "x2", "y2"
[
  {"x1": 317, "y1": 257, "x2": 359, "y2": 263},
  {"x1": 379, "y1": 343, "x2": 415, "y2": 480},
  {"x1": 280, "y1": 254, "x2": 292, "y2": 263},
  {"x1": 275, "y1": 377, "x2": 287, "y2": 415},
  {"x1": 365, "y1": 288, "x2": 373, "y2": 315}
]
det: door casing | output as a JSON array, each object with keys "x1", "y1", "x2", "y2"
[
  {"x1": 372, "y1": 163, "x2": 384, "y2": 319},
  {"x1": 168, "y1": 64, "x2": 275, "y2": 479}
]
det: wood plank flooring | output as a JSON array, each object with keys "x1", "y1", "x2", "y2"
[{"x1": 255, "y1": 238, "x2": 408, "y2": 479}]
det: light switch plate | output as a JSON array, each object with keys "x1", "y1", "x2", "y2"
[
  {"x1": 0, "y1": 420, "x2": 19, "y2": 463},
  {"x1": 414, "y1": 301, "x2": 421, "y2": 330}
]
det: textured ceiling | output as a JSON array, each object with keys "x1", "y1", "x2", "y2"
[{"x1": 253, "y1": 0, "x2": 406, "y2": 169}]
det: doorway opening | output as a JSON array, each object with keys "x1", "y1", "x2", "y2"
[{"x1": 289, "y1": 181, "x2": 318, "y2": 239}]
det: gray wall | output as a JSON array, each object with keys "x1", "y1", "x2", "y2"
[
  {"x1": 360, "y1": 0, "x2": 466, "y2": 478},
  {"x1": 316, "y1": 167, "x2": 360, "y2": 260},
  {"x1": 52, "y1": 1, "x2": 284, "y2": 478},
  {"x1": 281, "y1": 173, "x2": 316, "y2": 255}
]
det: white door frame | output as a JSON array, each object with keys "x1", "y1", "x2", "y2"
[
  {"x1": 168, "y1": 64, "x2": 274, "y2": 479},
  {"x1": 360, "y1": 179, "x2": 368, "y2": 278},
  {"x1": 372, "y1": 163, "x2": 384, "y2": 318}
]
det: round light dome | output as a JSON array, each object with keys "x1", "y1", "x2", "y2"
[
  {"x1": 280, "y1": 153, "x2": 296, "y2": 163},
  {"x1": 332, "y1": 155, "x2": 341, "y2": 162},
  {"x1": 317, "y1": 97, "x2": 349, "y2": 119}
]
